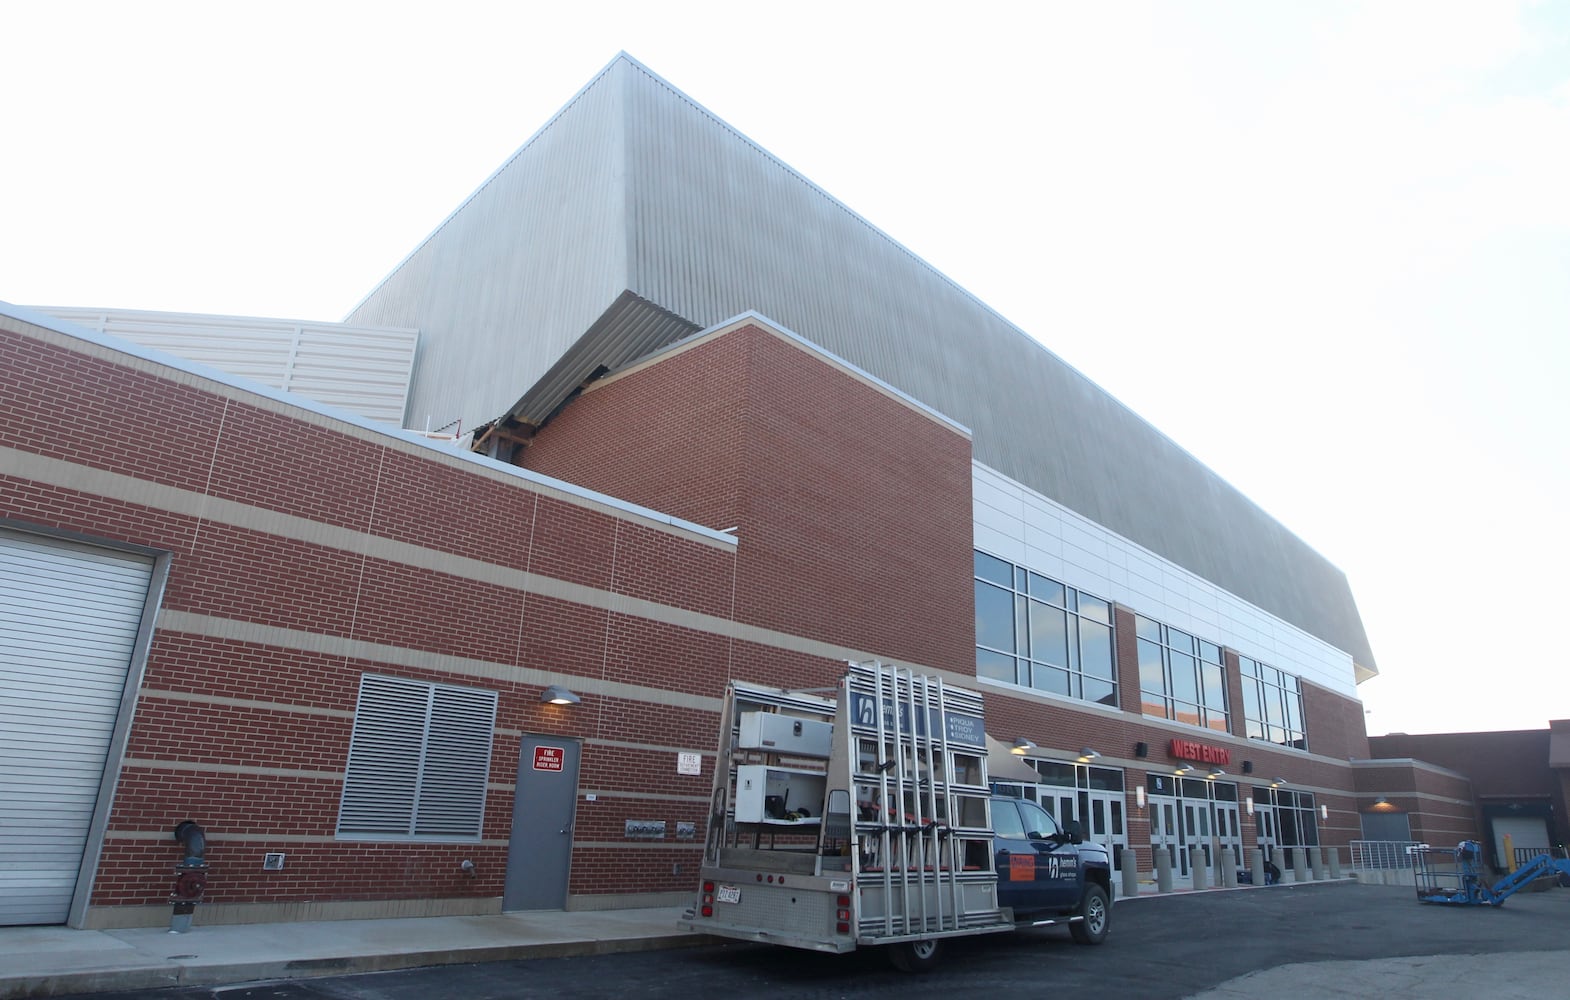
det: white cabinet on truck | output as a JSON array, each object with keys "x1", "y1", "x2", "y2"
[
  {"x1": 737, "y1": 711, "x2": 833, "y2": 758},
  {"x1": 734, "y1": 764, "x2": 826, "y2": 824}
]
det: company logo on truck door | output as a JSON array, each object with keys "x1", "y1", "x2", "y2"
[{"x1": 849, "y1": 693, "x2": 984, "y2": 747}]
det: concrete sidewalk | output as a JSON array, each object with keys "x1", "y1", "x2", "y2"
[{"x1": 0, "y1": 906, "x2": 704, "y2": 999}]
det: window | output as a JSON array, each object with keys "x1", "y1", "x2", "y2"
[
  {"x1": 972, "y1": 551, "x2": 1117, "y2": 707},
  {"x1": 1135, "y1": 615, "x2": 1229, "y2": 732},
  {"x1": 1240, "y1": 657, "x2": 1307, "y2": 750},
  {"x1": 337, "y1": 674, "x2": 499, "y2": 840}
]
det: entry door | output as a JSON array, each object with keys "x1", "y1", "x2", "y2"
[
  {"x1": 1, "y1": 531, "x2": 155, "y2": 926},
  {"x1": 1183, "y1": 800, "x2": 1209, "y2": 872},
  {"x1": 1083, "y1": 789, "x2": 1128, "y2": 874},
  {"x1": 1213, "y1": 802, "x2": 1242, "y2": 868},
  {"x1": 503, "y1": 736, "x2": 581, "y2": 910},
  {"x1": 1255, "y1": 805, "x2": 1277, "y2": 866},
  {"x1": 1150, "y1": 794, "x2": 1186, "y2": 876}
]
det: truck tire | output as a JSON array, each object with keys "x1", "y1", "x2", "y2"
[
  {"x1": 888, "y1": 938, "x2": 944, "y2": 972},
  {"x1": 1069, "y1": 883, "x2": 1110, "y2": 945}
]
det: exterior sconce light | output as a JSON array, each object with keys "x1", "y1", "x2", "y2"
[
  {"x1": 1174, "y1": 764, "x2": 1194, "y2": 776},
  {"x1": 1270, "y1": 777, "x2": 1287, "y2": 788},
  {"x1": 1245, "y1": 796, "x2": 1254, "y2": 816},
  {"x1": 1207, "y1": 768, "x2": 1225, "y2": 779},
  {"x1": 1011, "y1": 738, "x2": 1038, "y2": 755},
  {"x1": 1076, "y1": 747, "x2": 1101, "y2": 763},
  {"x1": 1320, "y1": 804, "x2": 1329, "y2": 821},
  {"x1": 1374, "y1": 797, "x2": 1388, "y2": 807},
  {"x1": 1135, "y1": 786, "x2": 1146, "y2": 809},
  {"x1": 541, "y1": 685, "x2": 581, "y2": 706}
]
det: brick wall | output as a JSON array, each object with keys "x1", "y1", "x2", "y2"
[
  {"x1": 1, "y1": 315, "x2": 768, "y2": 922},
  {"x1": 519, "y1": 321, "x2": 976, "y2": 674}
]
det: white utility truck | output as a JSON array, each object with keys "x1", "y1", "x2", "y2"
[{"x1": 680, "y1": 660, "x2": 1111, "y2": 971}]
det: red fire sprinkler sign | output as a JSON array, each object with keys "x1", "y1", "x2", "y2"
[{"x1": 533, "y1": 746, "x2": 565, "y2": 772}]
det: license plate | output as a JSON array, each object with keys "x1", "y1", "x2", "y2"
[{"x1": 716, "y1": 884, "x2": 741, "y2": 904}]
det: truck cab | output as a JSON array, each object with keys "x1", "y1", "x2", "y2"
[{"x1": 991, "y1": 795, "x2": 1112, "y2": 942}]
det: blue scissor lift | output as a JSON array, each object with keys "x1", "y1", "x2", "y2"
[{"x1": 1413, "y1": 841, "x2": 1570, "y2": 906}]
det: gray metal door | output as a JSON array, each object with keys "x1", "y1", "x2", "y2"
[
  {"x1": 0, "y1": 530, "x2": 155, "y2": 926},
  {"x1": 503, "y1": 736, "x2": 580, "y2": 910}
]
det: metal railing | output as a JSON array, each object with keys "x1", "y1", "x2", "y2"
[
  {"x1": 1351, "y1": 840, "x2": 1423, "y2": 870},
  {"x1": 1513, "y1": 845, "x2": 1567, "y2": 886}
]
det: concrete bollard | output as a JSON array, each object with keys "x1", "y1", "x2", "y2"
[
  {"x1": 1191, "y1": 846, "x2": 1208, "y2": 890},
  {"x1": 1328, "y1": 847, "x2": 1342, "y2": 879},
  {"x1": 1220, "y1": 846, "x2": 1236, "y2": 888},
  {"x1": 1292, "y1": 847, "x2": 1308, "y2": 884},
  {"x1": 1155, "y1": 845, "x2": 1173, "y2": 893},
  {"x1": 1317, "y1": 847, "x2": 1329, "y2": 879},
  {"x1": 1252, "y1": 847, "x2": 1267, "y2": 887},
  {"x1": 1122, "y1": 851, "x2": 1140, "y2": 899},
  {"x1": 1308, "y1": 846, "x2": 1321, "y2": 880}
]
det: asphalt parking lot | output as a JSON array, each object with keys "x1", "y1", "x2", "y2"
[{"x1": 37, "y1": 881, "x2": 1570, "y2": 1000}]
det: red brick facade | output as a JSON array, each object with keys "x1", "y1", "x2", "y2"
[
  {"x1": 0, "y1": 306, "x2": 1409, "y2": 929},
  {"x1": 519, "y1": 320, "x2": 977, "y2": 675},
  {"x1": 0, "y1": 316, "x2": 770, "y2": 925}
]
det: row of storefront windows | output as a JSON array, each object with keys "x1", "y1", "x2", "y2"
[
  {"x1": 975, "y1": 549, "x2": 1309, "y2": 751},
  {"x1": 994, "y1": 759, "x2": 1320, "y2": 873}
]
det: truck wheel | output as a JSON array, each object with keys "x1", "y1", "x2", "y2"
[
  {"x1": 1069, "y1": 883, "x2": 1110, "y2": 945},
  {"x1": 889, "y1": 938, "x2": 944, "y2": 972}
]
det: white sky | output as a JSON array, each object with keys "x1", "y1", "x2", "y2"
[{"x1": 3, "y1": 1, "x2": 1566, "y2": 737}]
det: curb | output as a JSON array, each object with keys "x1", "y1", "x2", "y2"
[{"x1": 1, "y1": 932, "x2": 718, "y2": 999}]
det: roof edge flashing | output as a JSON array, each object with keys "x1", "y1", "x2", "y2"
[{"x1": 600, "y1": 309, "x2": 972, "y2": 439}]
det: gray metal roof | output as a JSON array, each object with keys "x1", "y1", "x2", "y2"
[{"x1": 346, "y1": 53, "x2": 1376, "y2": 676}]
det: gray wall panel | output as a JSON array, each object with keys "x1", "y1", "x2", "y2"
[
  {"x1": 614, "y1": 60, "x2": 1373, "y2": 671},
  {"x1": 342, "y1": 54, "x2": 1374, "y2": 672},
  {"x1": 346, "y1": 60, "x2": 633, "y2": 434}
]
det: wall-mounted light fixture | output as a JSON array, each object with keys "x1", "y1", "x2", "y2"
[
  {"x1": 1269, "y1": 777, "x2": 1287, "y2": 788},
  {"x1": 1011, "y1": 738, "x2": 1038, "y2": 755},
  {"x1": 1076, "y1": 747, "x2": 1101, "y2": 763},
  {"x1": 1174, "y1": 764, "x2": 1194, "y2": 776},
  {"x1": 1207, "y1": 768, "x2": 1226, "y2": 779},
  {"x1": 540, "y1": 685, "x2": 581, "y2": 706},
  {"x1": 1135, "y1": 786, "x2": 1146, "y2": 809},
  {"x1": 1374, "y1": 797, "x2": 1388, "y2": 807},
  {"x1": 1320, "y1": 804, "x2": 1329, "y2": 821},
  {"x1": 1245, "y1": 796, "x2": 1254, "y2": 816}
]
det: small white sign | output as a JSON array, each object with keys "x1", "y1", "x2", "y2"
[{"x1": 677, "y1": 752, "x2": 702, "y2": 775}]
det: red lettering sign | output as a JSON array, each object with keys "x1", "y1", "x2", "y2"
[
  {"x1": 533, "y1": 746, "x2": 565, "y2": 772},
  {"x1": 1168, "y1": 738, "x2": 1231, "y2": 766}
]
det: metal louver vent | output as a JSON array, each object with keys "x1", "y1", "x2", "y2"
[{"x1": 337, "y1": 674, "x2": 497, "y2": 840}]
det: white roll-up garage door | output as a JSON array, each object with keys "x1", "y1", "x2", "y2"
[{"x1": 0, "y1": 530, "x2": 154, "y2": 925}]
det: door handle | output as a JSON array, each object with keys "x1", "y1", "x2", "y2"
[{"x1": 560, "y1": 823, "x2": 574, "y2": 835}]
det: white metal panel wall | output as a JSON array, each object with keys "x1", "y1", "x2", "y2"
[
  {"x1": 37, "y1": 307, "x2": 419, "y2": 427},
  {"x1": 0, "y1": 532, "x2": 153, "y2": 925}
]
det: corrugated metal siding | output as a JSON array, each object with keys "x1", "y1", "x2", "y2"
[
  {"x1": 40, "y1": 307, "x2": 418, "y2": 427},
  {"x1": 613, "y1": 59, "x2": 1374, "y2": 673},
  {"x1": 0, "y1": 530, "x2": 153, "y2": 925},
  {"x1": 344, "y1": 58, "x2": 633, "y2": 434},
  {"x1": 340, "y1": 54, "x2": 1375, "y2": 672}
]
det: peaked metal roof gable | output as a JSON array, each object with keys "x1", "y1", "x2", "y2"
[{"x1": 346, "y1": 53, "x2": 1376, "y2": 674}]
